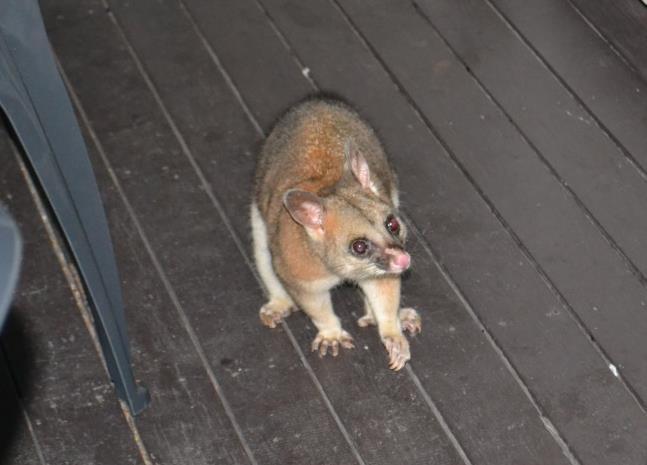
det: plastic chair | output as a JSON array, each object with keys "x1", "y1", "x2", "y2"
[
  {"x1": 0, "y1": 205, "x2": 21, "y2": 331},
  {"x1": 0, "y1": 0, "x2": 149, "y2": 414}
]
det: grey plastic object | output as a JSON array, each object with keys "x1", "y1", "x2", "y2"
[
  {"x1": 0, "y1": 0, "x2": 149, "y2": 414},
  {"x1": 0, "y1": 205, "x2": 21, "y2": 330}
]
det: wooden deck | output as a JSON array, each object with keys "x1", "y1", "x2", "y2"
[{"x1": 2, "y1": 0, "x2": 647, "y2": 464}]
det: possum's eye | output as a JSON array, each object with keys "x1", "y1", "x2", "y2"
[
  {"x1": 386, "y1": 215, "x2": 400, "y2": 235},
  {"x1": 350, "y1": 238, "x2": 370, "y2": 256}
]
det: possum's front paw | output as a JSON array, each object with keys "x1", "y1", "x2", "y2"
[
  {"x1": 311, "y1": 329, "x2": 355, "y2": 357},
  {"x1": 259, "y1": 299, "x2": 293, "y2": 328},
  {"x1": 382, "y1": 334, "x2": 411, "y2": 371},
  {"x1": 399, "y1": 308, "x2": 421, "y2": 335}
]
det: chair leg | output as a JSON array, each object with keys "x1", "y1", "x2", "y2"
[
  {"x1": 0, "y1": 1, "x2": 149, "y2": 414},
  {"x1": 0, "y1": 205, "x2": 22, "y2": 330}
]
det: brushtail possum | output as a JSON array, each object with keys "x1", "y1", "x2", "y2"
[{"x1": 251, "y1": 98, "x2": 421, "y2": 370}]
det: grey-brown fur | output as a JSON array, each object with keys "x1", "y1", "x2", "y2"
[{"x1": 251, "y1": 98, "x2": 420, "y2": 370}]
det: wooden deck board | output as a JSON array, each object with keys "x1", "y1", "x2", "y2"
[
  {"x1": 1, "y1": 0, "x2": 646, "y2": 464},
  {"x1": 489, "y1": 0, "x2": 647, "y2": 179},
  {"x1": 413, "y1": 0, "x2": 647, "y2": 281},
  {"x1": 568, "y1": 0, "x2": 647, "y2": 82}
]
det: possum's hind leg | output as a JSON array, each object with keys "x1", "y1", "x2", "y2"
[
  {"x1": 251, "y1": 202, "x2": 294, "y2": 328},
  {"x1": 358, "y1": 297, "x2": 421, "y2": 336},
  {"x1": 399, "y1": 308, "x2": 421, "y2": 335},
  {"x1": 357, "y1": 296, "x2": 376, "y2": 328}
]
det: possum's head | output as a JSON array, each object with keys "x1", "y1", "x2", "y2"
[{"x1": 283, "y1": 142, "x2": 409, "y2": 281}]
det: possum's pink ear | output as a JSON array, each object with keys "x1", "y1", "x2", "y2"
[
  {"x1": 283, "y1": 190, "x2": 324, "y2": 230},
  {"x1": 345, "y1": 140, "x2": 372, "y2": 191}
]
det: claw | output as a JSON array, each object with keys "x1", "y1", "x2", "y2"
[
  {"x1": 259, "y1": 299, "x2": 293, "y2": 328},
  {"x1": 399, "y1": 307, "x2": 421, "y2": 336},
  {"x1": 382, "y1": 334, "x2": 411, "y2": 371},
  {"x1": 311, "y1": 329, "x2": 354, "y2": 357},
  {"x1": 319, "y1": 339, "x2": 329, "y2": 357},
  {"x1": 331, "y1": 340, "x2": 339, "y2": 357}
]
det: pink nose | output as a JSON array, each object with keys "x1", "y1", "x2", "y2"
[{"x1": 386, "y1": 248, "x2": 411, "y2": 272}]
